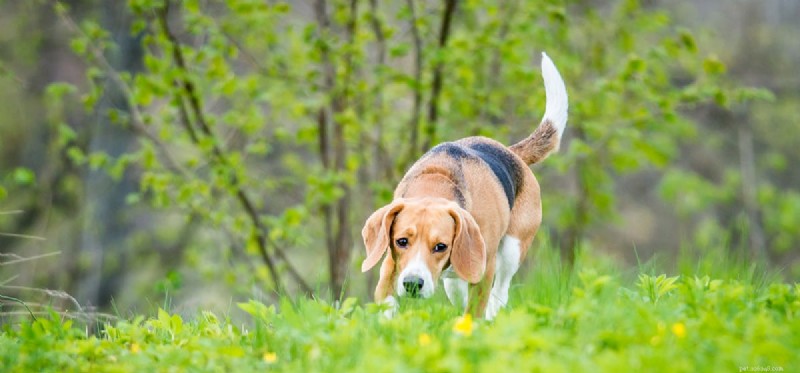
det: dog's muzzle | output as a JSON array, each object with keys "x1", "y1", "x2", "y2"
[
  {"x1": 396, "y1": 251, "x2": 435, "y2": 298},
  {"x1": 402, "y1": 276, "x2": 425, "y2": 298}
]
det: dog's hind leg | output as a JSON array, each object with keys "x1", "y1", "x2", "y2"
[
  {"x1": 485, "y1": 165, "x2": 541, "y2": 319},
  {"x1": 485, "y1": 236, "x2": 522, "y2": 320}
]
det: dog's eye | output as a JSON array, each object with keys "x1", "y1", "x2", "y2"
[
  {"x1": 433, "y1": 243, "x2": 448, "y2": 253},
  {"x1": 395, "y1": 238, "x2": 408, "y2": 248}
]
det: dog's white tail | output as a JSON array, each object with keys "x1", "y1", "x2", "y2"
[{"x1": 509, "y1": 52, "x2": 569, "y2": 165}]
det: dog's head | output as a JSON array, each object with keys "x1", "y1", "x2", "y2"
[{"x1": 361, "y1": 197, "x2": 486, "y2": 298}]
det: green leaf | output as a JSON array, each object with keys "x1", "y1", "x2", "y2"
[
  {"x1": 338, "y1": 297, "x2": 358, "y2": 316},
  {"x1": 702, "y1": 55, "x2": 726, "y2": 75},
  {"x1": 677, "y1": 29, "x2": 697, "y2": 53},
  {"x1": 67, "y1": 147, "x2": 86, "y2": 165},
  {"x1": 45, "y1": 82, "x2": 78, "y2": 99},
  {"x1": 274, "y1": 2, "x2": 290, "y2": 13},
  {"x1": 70, "y1": 38, "x2": 88, "y2": 56},
  {"x1": 237, "y1": 300, "x2": 276, "y2": 320},
  {"x1": 88, "y1": 153, "x2": 109, "y2": 170},
  {"x1": 12, "y1": 168, "x2": 36, "y2": 186},
  {"x1": 237, "y1": 301, "x2": 257, "y2": 316},
  {"x1": 125, "y1": 193, "x2": 141, "y2": 205},
  {"x1": 57, "y1": 123, "x2": 77, "y2": 145}
]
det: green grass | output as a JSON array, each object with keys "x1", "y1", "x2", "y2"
[{"x1": 1, "y1": 248, "x2": 798, "y2": 372}]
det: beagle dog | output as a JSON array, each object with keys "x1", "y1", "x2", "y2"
[{"x1": 361, "y1": 53, "x2": 568, "y2": 320}]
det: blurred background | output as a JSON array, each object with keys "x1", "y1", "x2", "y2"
[{"x1": 0, "y1": 0, "x2": 798, "y2": 316}]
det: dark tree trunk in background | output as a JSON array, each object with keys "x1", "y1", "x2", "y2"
[
  {"x1": 421, "y1": 0, "x2": 457, "y2": 153},
  {"x1": 314, "y1": 0, "x2": 357, "y2": 298},
  {"x1": 733, "y1": 2, "x2": 767, "y2": 262},
  {"x1": 405, "y1": 0, "x2": 423, "y2": 160},
  {"x1": 737, "y1": 116, "x2": 766, "y2": 260},
  {"x1": 78, "y1": 2, "x2": 142, "y2": 308},
  {"x1": 560, "y1": 126, "x2": 589, "y2": 267}
]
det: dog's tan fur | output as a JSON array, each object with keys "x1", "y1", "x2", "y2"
[{"x1": 361, "y1": 53, "x2": 568, "y2": 318}]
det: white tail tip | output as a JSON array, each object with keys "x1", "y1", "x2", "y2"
[{"x1": 541, "y1": 52, "x2": 568, "y2": 140}]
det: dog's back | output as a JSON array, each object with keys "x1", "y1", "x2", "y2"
[{"x1": 400, "y1": 138, "x2": 524, "y2": 209}]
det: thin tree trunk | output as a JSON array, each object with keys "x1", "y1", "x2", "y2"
[
  {"x1": 405, "y1": 0, "x2": 423, "y2": 159},
  {"x1": 733, "y1": 2, "x2": 767, "y2": 262},
  {"x1": 363, "y1": 0, "x2": 389, "y2": 296},
  {"x1": 314, "y1": 0, "x2": 358, "y2": 298},
  {"x1": 482, "y1": 0, "x2": 517, "y2": 127},
  {"x1": 78, "y1": 1, "x2": 141, "y2": 307},
  {"x1": 561, "y1": 126, "x2": 589, "y2": 267},
  {"x1": 737, "y1": 116, "x2": 766, "y2": 260},
  {"x1": 421, "y1": 0, "x2": 457, "y2": 152}
]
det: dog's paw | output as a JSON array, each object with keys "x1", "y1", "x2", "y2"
[{"x1": 382, "y1": 296, "x2": 399, "y2": 319}]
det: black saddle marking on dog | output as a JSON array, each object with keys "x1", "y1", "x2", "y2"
[
  {"x1": 467, "y1": 142, "x2": 522, "y2": 209},
  {"x1": 430, "y1": 141, "x2": 522, "y2": 209}
]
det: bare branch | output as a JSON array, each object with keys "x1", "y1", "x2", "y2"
[
  {"x1": 0, "y1": 251, "x2": 61, "y2": 266},
  {"x1": 1, "y1": 285, "x2": 83, "y2": 312},
  {"x1": 367, "y1": 0, "x2": 393, "y2": 181},
  {"x1": 0, "y1": 232, "x2": 46, "y2": 241},
  {"x1": 0, "y1": 311, "x2": 117, "y2": 322},
  {"x1": 0, "y1": 295, "x2": 37, "y2": 321},
  {"x1": 1, "y1": 275, "x2": 19, "y2": 286},
  {"x1": 266, "y1": 236, "x2": 318, "y2": 294}
]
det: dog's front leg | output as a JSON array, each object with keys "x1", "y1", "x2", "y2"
[
  {"x1": 374, "y1": 255, "x2": 399, "y2": 318},
  {"x1": 465, "y1": 256, "x2": 496, "y2": 319},
  {"x1": 443, "y1": 277, "x2": 468, "y2": 310}
]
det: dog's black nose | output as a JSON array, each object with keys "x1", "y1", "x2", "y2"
[{"x1": 403, "y1": 276, "x2": 424, "y2": 297}]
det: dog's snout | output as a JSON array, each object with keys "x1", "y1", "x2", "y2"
[{"x1": 402, "y1": 276, "x2": 425, "y2": 297}]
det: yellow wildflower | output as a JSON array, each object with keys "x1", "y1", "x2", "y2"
[
  {"x1": 671, "y1": 322, "x2": 686, "y2": 339},
  {"x1": 418, "y1": 333, "x2": 432, "y2": 346},
  {"x1": 263, "y1": 352, "x2": 278, "y2": 363},
  {"x1": 453, "y1": 314, "x2": 474, "y2": 336},
  {"x1": 130, "y1": 343, "x2": 140, "y2": 354}
]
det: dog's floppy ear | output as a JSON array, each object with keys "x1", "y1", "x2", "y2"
[
  {"x1": 448, "y1": 206, "x2": 486, "y2": 283},
  {"x1": 361, "y1": 201, "x2": 405, "y2": 272}
]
